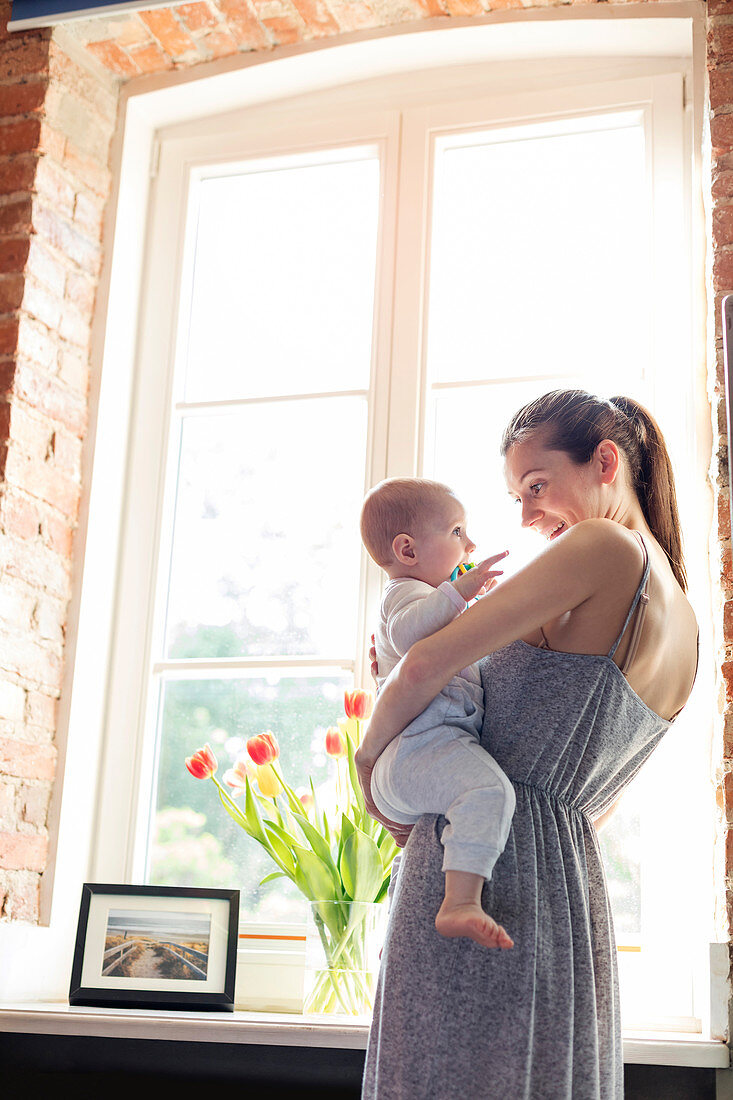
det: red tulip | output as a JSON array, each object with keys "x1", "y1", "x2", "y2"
[
  {"x1": 325, "y1": 725, "x2": 347, "y2": 758},
  {"x1": 344, "y1": 689, "x2": 374, "y2": 721},
  {"x1": 185, "y1": 743, "x2": 217, "y2": 779},
  {"x1": 247, "y1": 731, "x2": 280, "y2": 766},
  {"x1": 298, "y1": 789, "x2": 314, "y2": 813}
]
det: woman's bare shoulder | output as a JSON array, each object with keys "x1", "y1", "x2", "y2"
[{"x1": 542, "y1": 518, "x2": 645, "y2": 584}]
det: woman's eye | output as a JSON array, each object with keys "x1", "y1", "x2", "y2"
[{"x1": 530, "y1": 483, "x2": 544, "y2": 496}]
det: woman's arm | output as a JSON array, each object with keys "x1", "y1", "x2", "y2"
[{"x1": 356, "y1": 519, "x2": 642, "y2": 770}]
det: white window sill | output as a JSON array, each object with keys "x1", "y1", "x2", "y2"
[{"x1": 0, "y1": 1003, "x2": 728, "y2": 1069}]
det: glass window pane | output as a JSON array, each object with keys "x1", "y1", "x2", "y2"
[
  {"x1": 426, "y1": 118, "x2": 648, "y2": 386},
  {"x1": 183, "y1": 153, "x2": 380, "y2": 402},
  {"x1": 148, "y1": 672, "x2": 352, "y2": 922},
  {"x1": 165, "y1": 397, "x2": 367, "y2": 659}
]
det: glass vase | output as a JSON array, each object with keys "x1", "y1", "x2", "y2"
[{"x1": 303, "y1": 900, "x2": 387, "y2": 1017}]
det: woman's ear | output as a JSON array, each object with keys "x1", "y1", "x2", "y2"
[
  {"x1": 596, "y1": 439, "x2": 621, "y2": 485},
  {"x1": 392, "y1": 533, "x2": 417, "y2": 564}
]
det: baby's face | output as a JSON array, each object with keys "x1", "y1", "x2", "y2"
[{"x1": 414, "y1": 495, "x2": 476, "y2": 587}]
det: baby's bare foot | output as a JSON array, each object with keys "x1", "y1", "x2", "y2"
[{"x1": 436, "y1": 901, "x2": 513, "y2": 949}]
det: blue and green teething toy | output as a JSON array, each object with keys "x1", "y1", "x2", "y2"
[{"x1": 450, "y1": 562, "x2": 476, "y2": 582}]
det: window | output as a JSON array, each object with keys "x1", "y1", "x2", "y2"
[{"x1": 97, "y1": 61, "x2": 708, "y2": 1024}]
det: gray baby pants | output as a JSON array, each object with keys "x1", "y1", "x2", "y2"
[{"x1": 371, "y1": 697, "x2": 515, "y2": 881}]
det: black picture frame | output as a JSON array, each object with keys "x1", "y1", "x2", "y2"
[{"x1": 69, "y1": 883, "x2": 239, "y2": 1011}]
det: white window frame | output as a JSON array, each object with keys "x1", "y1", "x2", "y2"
[{"x1": 88, "y1": 59, "x2": 713, "y2": 1032}]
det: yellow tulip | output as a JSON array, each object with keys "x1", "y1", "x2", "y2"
[{"x1": 256, "y1": 763, "x2": 282, "y2": 798}]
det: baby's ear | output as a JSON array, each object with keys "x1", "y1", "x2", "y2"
[{"x1": 392, "y1": 533, "x2": 417, "y2": 564}]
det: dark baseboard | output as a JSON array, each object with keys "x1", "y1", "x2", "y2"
[{"x1": 0, "y1": 1031, "x2": 718, "y2": 1098}]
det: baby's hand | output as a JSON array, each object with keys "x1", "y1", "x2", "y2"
[{"x1": 452, "y1": 552, "x2": 508, "y2": 602}]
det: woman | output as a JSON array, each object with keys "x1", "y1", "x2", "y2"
[{"x1": 355, "y1": 390, "x2": 698, "y2": 1100}]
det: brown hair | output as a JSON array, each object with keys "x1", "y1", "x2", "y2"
[
  {"x1": 500, "y1": 389, "x2": 687, "y2": 591},
  {"x1": 360, "y1": 477, "x2": 458, "y2": 568}
]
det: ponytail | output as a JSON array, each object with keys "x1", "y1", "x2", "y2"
[
  {"x1": 501, "y1": 389, "x2": 687, "y2": 592},
  {"x1": 608, "y1": 396, "x2": 686, "y2": 592}
]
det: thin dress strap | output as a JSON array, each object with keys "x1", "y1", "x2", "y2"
[{"x1": 607, "y1": 531, "x2": 651, "y2": 663}]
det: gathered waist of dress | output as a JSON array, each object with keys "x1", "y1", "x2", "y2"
[{"x1": 512, "y1": 778, "x2": 593, "y2": 820}]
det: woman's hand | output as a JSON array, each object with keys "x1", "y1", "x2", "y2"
[{"x1": 355, "y1": 746, "x2": 413, "y2": 848}]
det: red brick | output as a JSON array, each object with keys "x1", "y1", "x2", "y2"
[
  {"x1": 6, "y1": 448, "x2": 81, "y2": 516},
  {"x1": 1, "y1": 487, "x2": 40, "y2": 541},
  {"x1": 0, "y1": 871, "x2": 39, "y2": 921},
  {"x1": 0, "y1": 780, "x2": 14, "y2": 823},
  {"x1": 19, "y1": 783, "x2": 50, "y2": 827},
  {"x1": 0, "y1": 118, "x2": 41, "y2": 158},
  {"x1": 328, "y1": 0, "x2": 375, "y2": 31},
  {"x1": 62, "y1": 152, "x2": 111, "y2": 206},
  {"x1": 0, "y1": 274, "x2": 23, "y2": 314},
  {"x1": 0, "y1": 237, "x2": 30, "y2": 275},
  {"x1": 262, "y1": 16, "x2": 302, "y2": 45},
  {"x1": 26, "y1": 238, "x2": 66, "y2": 298},
  {"x1": 86, "y1": 39, "x2": 139, "y2": 77},
  {"x1": 444, "y1": 0, "x2": 485, "y2": 13},
  {"x1": 23, "y1": 278, "x2": 62, "y2": 331},
  {"x1": 0, "y1": 38, "x2": 50, "y2": 82},
  {"x1": 176, "y1": 2, "x2": 219, "y2": 31},
  {"x1": 714, "y1": 248, "x2": 733, "y2": 293},
  {"x1": 0, "y1": 196, "x2": 32, "y2": 236},
  {"x1": 0, "y1": 738, "x2": 56, "y2": 781},
  {"x1": 57, "y1": 349, "x2": 88, "y2": 394},
  {"x1": 712, "y1": 113, "x2": 733, "y2": 156},
  {"x1": 72, "y1": 191, "x2": 104, "y2": 240},
  {"x1": 138, "y1": 8, "x2": 198, "y2": 57},
  {"x1": 9, "y1": 402, "x2": 54, "y2": 464},
  {"x1": 404, "y1": 0, "x2": 446, "y2": 13},
  {"x1": 108, "y1": 15, "x2": 153, "y2": 49},
  {"x1": 24, "y1": 690, "x2": 56, "y2": 731},
  {"x1": 0, "y1": 831, "x2": 47, "y2": 871},
  {"x1": 127, "y1": 42, "x2": 172, "y2": 75},
  {"x1": 40, "y1": 508, "x2": 73, "y2": 557},
  {"x1": 33, "y1": 204, "x2": 101, "y2": 278},
  {"x1": 0, "y1": 317, "x2": 18, "y2": 357},
  {"x1": 34, "y1": 158, "x2": 76, "y2": 219},
  {"x1": 0, "y1": 155, "x2": 38, "y2": 195},
  {"x1": 201, "y1": 28, "x2": 239, "y2": 58},
  {"x1": 216, "y1": 0, "x2": 269, "y2": 48},
  {"x1": 0, "y1": 80, "x2": 47, "y2": 118},
  {"x1": 13, "y1": 360, "x2": 87, "y2": 436},
  {"x1": 711, "y1": 71, "x2": 733, "y2": 112},
  {"x1": 713, "y1": 171, "x2": 733, "y2": 201},
  {"x1": 291, "y1": 0, "x2": 340, "y2": 35}
]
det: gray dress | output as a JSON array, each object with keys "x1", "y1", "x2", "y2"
[{"x1": 362, "y1": 546, "x2": 673, "y2": 1100}]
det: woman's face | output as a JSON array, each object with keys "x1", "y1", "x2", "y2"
[{"x1": 503, "y1": 435, "x2": 609, "y2": 541}]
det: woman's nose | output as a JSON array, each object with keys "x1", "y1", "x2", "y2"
[{"x1": 521, "y1": 501, "x2": 540, "y2": 529}]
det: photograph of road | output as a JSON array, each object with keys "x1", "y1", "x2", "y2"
[{"x1": 102, "y1": 909, "x2": 211, "y2": 980}]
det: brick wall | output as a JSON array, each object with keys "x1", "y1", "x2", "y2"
[
  {"x1": 0, "y1": 2, "x2": 116, "y2": 921},
  {"x1": 0, "y1": 0, "x2": 730, "y2": 960}
]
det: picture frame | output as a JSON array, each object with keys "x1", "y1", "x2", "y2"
[{"x1": 69, "y1": 884, "x2": 239, "y2": 1011}]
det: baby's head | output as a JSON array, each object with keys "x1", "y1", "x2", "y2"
[{"x1": 360, "y1": 477, "x2": 473, "y2": 586}]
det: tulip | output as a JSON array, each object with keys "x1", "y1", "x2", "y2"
[
  {"x1": 256, "y1": 763, "x2": 282, "y2": 798},
  {"x1": 185, "y1": 743, "x2": 217, "y2": 779},
  {"x1": 344, "y1": 689, "x2": 374, "y2": 721},
  {"x1": 223, "y1": 757, "x2": 255, "y2": 796},
  {"x1": 247, "y1": 731, "x2": 280, "y2": 766},
  {"x1": 325, "y1": 725, "x2": 347, "y2": 758},
  {"x1": 297, "y1": 788, "x2": 314, "y2": 813}
]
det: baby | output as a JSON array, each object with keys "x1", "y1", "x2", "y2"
[{"x1": 360, "y1": 477, "x2": 515, "y2": 950}]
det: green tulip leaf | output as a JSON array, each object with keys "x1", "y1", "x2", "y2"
[
  {"x1": 259, "y1": 871, "x2": 288, "y2": 886},
  {"x1": 292, "y1": 842, "x2": 342, "y2": 902},
  {"x1": 339, "y1": 827, "x2": 383, "y2": 902}
]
